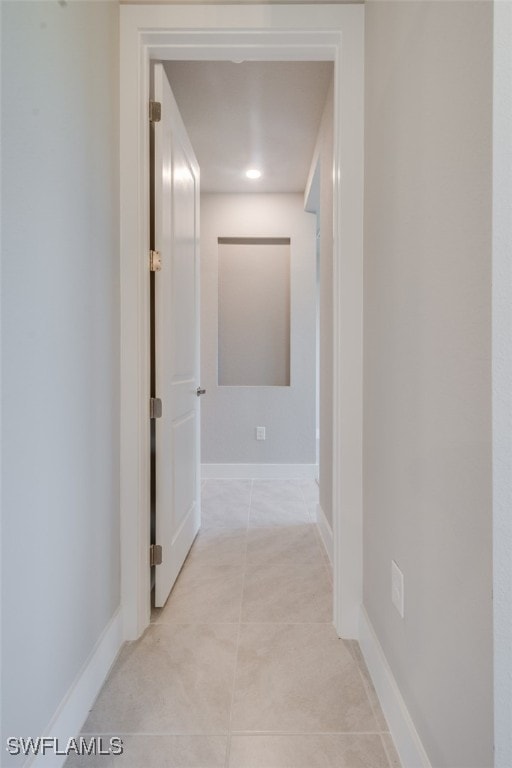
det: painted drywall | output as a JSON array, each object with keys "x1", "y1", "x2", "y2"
[
  {"x1": 363, "y1": 3, "x2": 493, "y2": 767},
  {"x1": 317, "y1": 81, "x2": 334, "y2": 529},
  {"x1": 1, "y1": 1, "x2": 120, "y2": 759},
  {"x1": 201, "y1": 194, "x2": 316, "y2": 464},
  {"x1": 218, "y1": 240, "x2": 291, "y2": 386},
  {"x1": 493, "y1": 1, "x2": 512, "y2": 764},
  {"x1": 305, "y1": 78, "x2": 334, "y2": 528}
]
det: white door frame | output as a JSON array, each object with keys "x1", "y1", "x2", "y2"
[{"x1": 119, "y1": 3, "x2": 364, "y2": 641}]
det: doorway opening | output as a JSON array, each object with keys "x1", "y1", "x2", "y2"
[
  {"x1": 150, "y1": 58, "x2": 334, "y2": 611},
  {"x1": 119, "y1": 4, "x2": 364, "y2": 642}
]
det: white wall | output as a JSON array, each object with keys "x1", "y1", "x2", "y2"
[
  {"x1": 317, "y1": 81, "x2": 334, "y2": 529},
  {"x1": 364, "y1": 2, "x2": 493, "y2": 767},
  {"x1": 1, "y1": 1, "x2": 120, "y2": 759},
  {"x1": 305, "y1": 78, "x2": 334, "y2": 527},
  {"x1": 493, "y1": 1, "x2": 512, "y2": 764},
  {"x1": 201, "y1": 194, "x2": 316, "y2": 465}
]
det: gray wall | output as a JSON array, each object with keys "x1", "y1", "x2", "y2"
[
  {"x1": 492, "y1": 2, "x2": 512, "y2": 764},
  {"x1": 201, "y1": 194, "x2": 316, "y2": 465},
  {"x1": 363, "y1": 3, "x2": 493, "y2": 767},
  {"x1": 218, "y1": 240, "x2": 291, "y2": 387},
  {"x1": 316, "y1": 82, "x2": 334, "y2": 528},
  {"x1": 1, "y1": 1, "x2": 120, "y2": 758}
]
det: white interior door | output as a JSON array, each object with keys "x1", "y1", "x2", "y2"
[{"x1": 152, "y1": 63, "x2": 201, "y2": 608}]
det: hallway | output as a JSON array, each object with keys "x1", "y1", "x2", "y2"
[{"x1": 67, "y1": 479, "x2": 400, "y2": 767}]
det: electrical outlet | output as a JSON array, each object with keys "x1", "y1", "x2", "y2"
[
  {"x1": 391, "y1": 560, "x2": 405, "y2": 618},
  {"x1": 256, "y1": 426, "x2": 266, "y2": 440}
]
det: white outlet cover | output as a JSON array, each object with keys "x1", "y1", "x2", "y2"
[
  {"x1": 391, "y1": 560, "x2": 405, "y2": 618},
  {"x1": 256, "y1": 426, "x2": 266, "y2": 440}
]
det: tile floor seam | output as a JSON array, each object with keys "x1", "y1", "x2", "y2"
[
  {"x1": 297, "y1": 481, "x2": 333, "y2": 583},
  {"x1": 225, "y1": 478, "x2": 253, "y2": 768},
  {"x1": 77, "y1": 729, "x2": 393, "y2": 737},
  {"x1": 240, "y1": 620, "x2": 332, "y2": 627},
  {"x1": 380, "y1": 732, "x2": 396, "y2": 768},
  {"x1": 297, "y1": 480, "x2": 310, "y2": 529},
  {"x1": 77, "y1": 729, "x2": 393, "y2": 735},
  {"x1": 359, "y1": 675, "x2": 382, "y2": 726},
  {"x1": 229, "y1": 730, "x2": 392, "y2": 736},
  {"x1": 78, "y1": 732, "x2": 231, "y2": 737},
  {"x1": 316, "y1": 531, "x2": 333, "y2": 579},
  {"x1": 297, "y1": 481, "x2": 312, "y2": 526},
  {"x1": 314, "y1": 525, "x2": 334, "y2": 580},
  {"x1": 352, "y1": 649, "x2": 388, "y2": 734},
  {"x1": 149, "y1": 621, "x2": 240, "y2": 626}
]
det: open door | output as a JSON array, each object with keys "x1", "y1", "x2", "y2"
[{"x1": 152, "y1": 63, "x2": 201, "y2": 608}]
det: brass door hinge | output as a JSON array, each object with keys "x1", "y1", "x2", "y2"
[
  {"x1": 150, "y1": 397, "x2": 162, "y2": 419},
  {"x1": 149, "y1": 100, "x2": 161, "y2": 123},
  {"x1": 150, "y1": 250, "x2": 161, "y2": 272},
  {"x1": 150, "y1": 544, "x2": 163, "y2": 567}
]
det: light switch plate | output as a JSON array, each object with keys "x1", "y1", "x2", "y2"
[{"x1": 256, "y1": 426, "x2": 266, "y2": 440}]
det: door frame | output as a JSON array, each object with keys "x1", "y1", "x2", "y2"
[{"x1": 119, "y1": 3, "x2": 364, "y2": 641}]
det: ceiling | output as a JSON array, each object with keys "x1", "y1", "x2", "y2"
[{"x1": 163, "y1": 61, "x2": 333, "y2": 194}]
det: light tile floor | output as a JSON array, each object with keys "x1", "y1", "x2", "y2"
[{"x1": 67, "y1": 479, "x2": 401, "y2": 768}]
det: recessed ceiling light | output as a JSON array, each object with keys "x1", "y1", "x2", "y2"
[{"x1": 246, "y1": 169, "x2": 262, "y2": 180}]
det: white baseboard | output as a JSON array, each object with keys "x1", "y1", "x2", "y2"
[
  {"x1": 29, "y1": 609, "x2": 123, "y2": 768},
  {"x1": 201, "y1": 463, "x2": 317, "y2": 479},
  {"x1": 316, "y1": 503, "x2": 333, "y2": 565},
  {"x1": 359, "y1": 607, "x2": 432, "y2": 768}
]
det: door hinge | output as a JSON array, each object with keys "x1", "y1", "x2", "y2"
[
  {"x1": 150, "y1": 544, "x2": 163, "y2": 567},
  {"x1": 149, "y1": 100, "x2": 161, "y2": 123},
  {"x1": 150, "y1": 397, "x2": 162, "y2": 419},
  {"x1": 150, "y1": 250, "x2": 162, "y2": 272}
]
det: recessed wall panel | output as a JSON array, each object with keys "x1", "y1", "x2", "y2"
[{"x1": 218, "y1": 238, "x2": 291, "y2": 386}]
